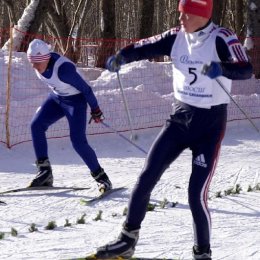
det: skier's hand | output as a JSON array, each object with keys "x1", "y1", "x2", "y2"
[
  {"x1": 106, "y1": 54, "x2": 125, "y2": 72},
  {"x1": 89, "y1": 107, "x2": 104, "y2": 124},
  {"x1": 201, "y1": 62, "x2": 223, "y2": 79}
]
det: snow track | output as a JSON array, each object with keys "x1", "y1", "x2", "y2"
[{"x1": 0, "y1": 124, "x2": 259, "y2": 260}]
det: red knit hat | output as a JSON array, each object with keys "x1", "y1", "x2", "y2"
[{"x1": 178, "y1": 0, "x2": 213, "y2": 19}]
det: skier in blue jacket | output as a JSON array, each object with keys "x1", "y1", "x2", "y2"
[
  {"x1": 94, "y1": 0, "x2": 252, "y2": 259},
  {"x1": 27, "y1": 39, "x2": 112, "y2": 193}
]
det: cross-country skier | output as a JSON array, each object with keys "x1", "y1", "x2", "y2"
[
  {"x1": 27, "y1": 39, "x2": 112, "y2": 193},
  {"x1": 94, "y1": 0, "x2": 252, "y2": 259}
]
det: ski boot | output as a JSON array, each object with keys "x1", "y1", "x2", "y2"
[
  {"x1": 192, "y1": 245, "x2": 212, "y2": 260},
  {"x1": 29, "y1": 158, "x2": 53, "y2": 187},
  {"x1": 91, "y1": 167, "x2": 112, "y2": 193},
  {"x1": 96, "y1": 227, "x2": 139, "y2": 259}
]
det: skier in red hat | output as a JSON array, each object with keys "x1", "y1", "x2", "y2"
[{"x1": 94, "y1": 0, "x2": 252, "y2": 259}]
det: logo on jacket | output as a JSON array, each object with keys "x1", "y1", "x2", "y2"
[
  {"x1": 180, "y1": 55, "x2": 203, "y2": 65},
  {"x1": 194, "y1": 154, "x2": 207, "y2": 168}
]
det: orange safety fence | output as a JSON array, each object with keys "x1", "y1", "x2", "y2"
[
  {"x1": 1, "y1": 27, "x2": 135, "y2": 68},
  {"x1": 0, "y1": 28, "x2": 259, "y2": 148}
]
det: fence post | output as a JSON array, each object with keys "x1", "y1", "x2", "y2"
[{"x1": 5, "y1": 25, "x2": 14, "y2": 148}]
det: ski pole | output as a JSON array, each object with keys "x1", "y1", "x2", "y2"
[
  {"x1": 116, "y1": 71, "x2": 138, "y2": 141},
  {"x1": 215, "y1": 78, "x2": 259, "y2": 133},
  {"x1": 101, "y1": 121, "x2": 147, "y2": 155}
]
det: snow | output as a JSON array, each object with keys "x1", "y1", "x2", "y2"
[
  {"x1": 244, "y1": 37, "x2": 254, "y2": 51},
  {"x1": 0, "y1": 54, "x2": 260, "y2": 260},
  {"x1": 0, "y1": 122, "x2": 260, "y2": 260}
]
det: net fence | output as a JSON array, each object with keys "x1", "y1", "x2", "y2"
[{"x1": 0, "y1": 28, "x2": 259, "y2": 148}]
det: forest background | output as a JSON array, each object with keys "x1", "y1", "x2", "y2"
[{"x1": 1, "y1": 0, "x2": 260, "y2": 75}]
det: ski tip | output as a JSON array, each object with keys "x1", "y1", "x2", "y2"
[
  {"x1": 85, "y1": 254, "x2": 98, "y2": 259},
  {"x1": 78, "y1": 255, "x2": 127, "y2": 260},
  {"x1": 79, "y1": 199, "x2": 90, "y2": 206},
  {"x1": 80, "y1": 187, "x2": 127, "y2": 206},
  {"x1": 71, "y1": 254, "x2": 97, "y2": 259},
  {"x1": 0, "y1": 201, "x2": 7, "y2": 205},
  {"x1": 69, "y1": 255, "x2": 176, "y2": 260},
  {"x1": 70, "y1": 253, "x2": 132, "y2": 259}
]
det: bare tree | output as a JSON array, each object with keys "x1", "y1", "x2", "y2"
[
  {"x1": 139, "y1": 0, "x2": 155, "y2": 39},
  {"x1": 154, "y1": 0, "x2": 165, "y2": 34},
  {"x1": 1, "y1": 0, "x2": 99, "y2": 60},
  {"x1": 1, "y1": 0, "x2": 18, "y2": 25},
  {"x1": 165, "y1": 0, "x2": 179, "y2": 29},
  {"x1": 233, "y1": 0, "x2": 245, "y2": 36},
  {"x1": 96, "y1": 0, "x2": 116, "y2": 68},
  {"x1": 0, "y1": 0, "x2": 251, "y2": 68},
  {"x1": 245, "y1": 0, "x2": 260, "y2": 78},
  {"x1": 64, "y1": 0, "x2": 94, "y2": 62},
  {"x1": 2, "y1": 0, "x2": 45, "y2": 51}
]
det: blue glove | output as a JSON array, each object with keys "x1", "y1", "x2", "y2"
[
  {"x1": 106, "y1": 54, "x2": 125, "y2": 72},
  {"x1": 201, "y1": 62, "x2": 223, "y2": 79}
]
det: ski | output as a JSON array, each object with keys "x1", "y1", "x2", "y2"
[
  {"x1": 80, "y1": 187, "x2": 126, "y2": 205},
  {"x1": 0, "y1": 200, "x2": 7, "y2": 205},
  {"x1": 0, "y1": 186, "x2": 90, "y2": 195},
  {"x1": 70, "y1": 254, "x2": 176, "y2": 260}
]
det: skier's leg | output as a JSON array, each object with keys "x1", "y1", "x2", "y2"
[
  {"x1": 96, "y1": 117, "x2": 188, "y2": 258},
  {"x1": 189, "y1": 107, "x2": 227, "y2": 260},
  {"x1": 30, "y1": 94, "x2": 64, "y2": 186},
  {"x1": 63, "y1": 94, "x2": 112, "y2": 191},
  {"x1": 31, "y1": 94, "x2": 64, "y2": 159}
]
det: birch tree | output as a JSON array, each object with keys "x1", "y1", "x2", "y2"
[{"x1": 2, "y1": 0, "x2": 42, "y2": 51}]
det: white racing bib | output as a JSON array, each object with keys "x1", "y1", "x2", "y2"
[
  {"x1": 171, "y1": 26, "x2": 232, "y2": 108},
  {"x1": 36, "y1": 55, "x2": 81, "y2": 96}
]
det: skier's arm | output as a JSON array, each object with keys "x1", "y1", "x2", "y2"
[
  {"x1": 119, "y1": 28, "x2": 179, "y2": 63},
  {"x1": 216, "y1": 30, "x2": 253, "y2": 80},
  {"x1": 58, "y1": 62, "x2": 99, "y2": 109}
]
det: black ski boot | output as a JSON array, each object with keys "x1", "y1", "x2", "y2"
[
  {"x1": 192, "y1": 245, "x2": 212, "y2": 260},
  {"x1": 96, "y1": 227, "x2": 139, "y2": 259},
  {"x1": 29, "y1": 158, "x2": 53, "y2": 187},
  {"x1": 91, "y1": 167, "x2": 112, "y2": 193}
]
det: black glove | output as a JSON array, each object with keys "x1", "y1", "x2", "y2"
[
  {"x1": 89, "y1": 107, "x2": 104, "y2": 124},
  {"x1": 106, "y1": 54, "x2": 125, "y2": 72}
]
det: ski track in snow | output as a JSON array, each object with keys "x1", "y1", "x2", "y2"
[{"x1": 0, "y1": 122, "x2": 260, "y2": 260}]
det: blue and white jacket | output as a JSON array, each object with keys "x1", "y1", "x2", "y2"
[{"x1": 35, "y1": 53, "x2": 98, "y2": 109}]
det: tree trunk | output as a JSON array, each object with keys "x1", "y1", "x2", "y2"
[
  {"x1": 1, "y1": 0, "x2": 18, "y2": 25},
  {"x1": 2, "y1": 0, "x2": 44, "y2": 51},
  {"x1": 212, "y1": 0, "x2": 226, "y2": 25},
  {"x1": 22, "y1": 0, "x2": 52, "y2": 51},
  {"x1": 155, "y1": 0, "x2": 165, "y2": 34},
  {"x1": 67, "y1": 0, "x2": 93, "y2": 63},
  {"x1": 45, "y1": 3, "x2": 71, "y2": 54},
  {"x1": 139, "y1": 0, "x2": 155, "y2": 38},
  {"x1": 246, "y1": 0, "x2": 260, "y2": 78},
  {"x1": 96, "y1": 0, "x2": 116, "y2": 68},
  {"x1": 234, "y1": 0, "x2": 245, "y2": 36}
]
